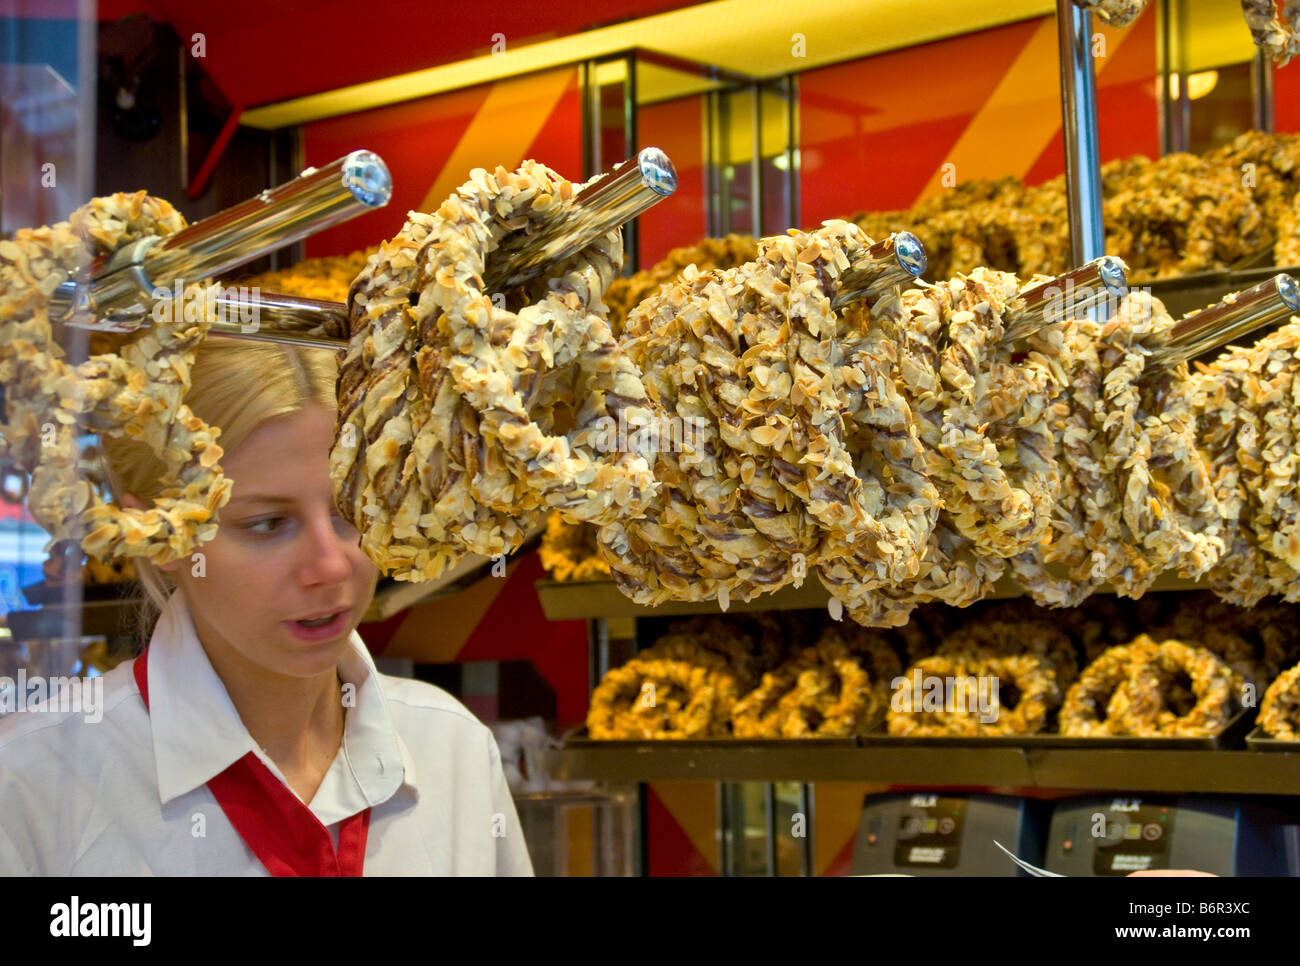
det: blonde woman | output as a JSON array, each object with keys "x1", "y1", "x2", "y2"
[{"x1": 0, "y1": 340, "x2": 533, "y2": 876}]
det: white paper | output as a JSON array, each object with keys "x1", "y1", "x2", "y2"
[{"x1": 993, "y1": 839, "x2": 1067, "y2": 877}]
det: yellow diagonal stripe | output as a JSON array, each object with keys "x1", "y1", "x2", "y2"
[
  {"x1": 418, "y1": 67, "x2": 576, "y2": 214},
  {"x1": 916, "y1": 17, "x2": 1133, "y2": 202}
]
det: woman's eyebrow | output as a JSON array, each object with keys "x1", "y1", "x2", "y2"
[{"x1": 229, "y1": 494, "x2": 297, "y2": 506}]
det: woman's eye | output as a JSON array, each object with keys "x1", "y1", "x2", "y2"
[{"x1": 244, "y1": 516, "x2": 284, "y2": 535}]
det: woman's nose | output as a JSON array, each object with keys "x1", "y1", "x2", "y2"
[{"x1": 298, "y1": 510, "x2": 353, "y2": 585}]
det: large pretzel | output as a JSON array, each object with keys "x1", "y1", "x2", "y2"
[
  {"x1": 0, "y1": 192, "x2": 231, "y2": 566},
  {"x1": 334, "y1": 162, "x2": 659, "y2": 581}
]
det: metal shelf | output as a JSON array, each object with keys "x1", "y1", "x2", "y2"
[
  {"x1": 536, "y1": 571, "x2": 1206, "y2": 621},
  {"x1": 549, "y1": 741, "x2": 1300, "y2": 793}
]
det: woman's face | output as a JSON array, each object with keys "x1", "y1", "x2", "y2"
[{"x1": 164, "y1": 403, "x2": 379, "y2": 679}]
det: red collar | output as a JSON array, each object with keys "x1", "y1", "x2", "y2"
[{"x1": 134, "y1": 649, "x2": 369, "y2": 876}]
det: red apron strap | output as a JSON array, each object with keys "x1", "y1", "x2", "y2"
[{"x1": 133, "y1": 649, "x2": 369, "y2": 877}]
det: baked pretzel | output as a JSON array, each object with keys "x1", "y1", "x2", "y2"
[
  {"x1": 1059, "y1": 639, "x2": 1167, "y2": 736},
  {"x1": 610, "y1": 221, "x2": 940, "y2": 612},
  {"x1": 587, "y1": 657, "x2": 740, "y2": 739},
  {"x1": 1013, "y1": 292, "x2": 1226, "y2": 606},
  {"x1": 731, "y1": 638, "x2": 879, "y2": 738},
  {"x1": 887, "y1": 653, "x2": 1062, "y2": 737},
  {"x1": 1259, "y1": 664, "x2": 1300, "y2": 739},
  {"x1": 937, "y1": 617, "x2": 1079, "y2": 690},
  {"x1": 1193, "y1": 320, "x2": 1300, "y2": 605},
  {"x1": 1060, "y1": 636, "x2": 1241, "y2": 737},
  {"x1": 539, "y1": 512, "x2": 610, "y2": 582},
  {"x1": 1242, "y1": 0, "x2": 1300, "y2": 65},
  {"x1": 893, "y1": 268, "x2": 1061, "y2": 559},
  {"x1": 0, "y1": 192, "x2": 232, "y2": 566},
  {"x1": 335, "y1": 162, "x2": 659, "y2": 581}
]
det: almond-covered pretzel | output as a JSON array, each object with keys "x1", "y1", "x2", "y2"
[
  {"x1": 1059, "y1": 638, "x2": 1167, "y2": 736},
  {"x1": 1193, "y1": 320, "x2": 1300, "y2": 606},
  {"x1": 1060, "y1": 636, "x2": 1241, "y2": 737},
  {"x1": 731, "y1": 637, "x2": 879, "y2": 738},
  {"x1": 0, "y1": 192, "x2": 232, "y2": 566},
  {"x1": 1242, "y1": 0, "x2": 1300, "y2": 66},
  {"x1": 334, "y1": 161, "x2": 660, "y2": 581},
  {"x1": 890, "y1": 268, "x2": 1062, "y2": 559},
  {"x1": 1259, "y1": 664, "x2": 1300, "y2": 740},
  {"x1": 1012, "y1": 292, "x2": 1225, "y2": 606},
  {"x1": 587, "y1": 657, "x2": 740, "y2": 739},
  {"x1": 819, "y1": 267, "x2": 1060, "y2": 626},
  {"x1": 604, "y1": 262, "x2": 798, "y2": 607},
  {"x1": 610, "y1": 222, "x2": 939, "y2": 610}
]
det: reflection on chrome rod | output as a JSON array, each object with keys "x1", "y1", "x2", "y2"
[
  {"x1": 1001, "y1": 255, "x2": 1129, "y2": 342},
  {"x1": 54, "y1": 148, "x2": 678, "y2": 351},
  {"x1": 831, "y1": 232, "x2": 927, "y2": 310},
  {"x1": 50, "y1": 150, "x2": 392, "y2": 327},
  {"x1": 1151, "y1": 274, "x2": 1300, "y2": 369}
]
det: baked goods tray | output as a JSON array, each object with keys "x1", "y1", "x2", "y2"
[
  {"x1": 857, "y1": 706, "x2": 1254, "y2": 751},
  {"x1": 1244, "y1": 727, "x2": 1300, "y2": 751},
  {"x1": 563, "y1": 708, "x2": 1251, "y2": 750}
]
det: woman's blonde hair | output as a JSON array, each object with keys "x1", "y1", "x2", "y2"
[{"x1": 100, "y1": 339, "x2": 340, "y2": 642}]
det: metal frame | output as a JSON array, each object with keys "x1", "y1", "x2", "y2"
[{"x1": 1056, "y1": 0, "x2": 1105, "y2": 266}]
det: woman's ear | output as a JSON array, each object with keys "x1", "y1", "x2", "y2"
[{"x1": 120, "y1": 492, "x2": 180, "y2": 574}]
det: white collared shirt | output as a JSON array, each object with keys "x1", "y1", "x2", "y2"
[{"x1": 0, "y1": 591, "x2": 534, "y2": 876}]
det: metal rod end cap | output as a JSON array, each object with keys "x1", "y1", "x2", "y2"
[
  {"x1": 1096, "y1": 255, "x2": 1128, "y2": 298},
  {"x1": 342, "y1": 150, "x2": 393, "y2": 208},
  {"x1": 1277, "y1": 274, "x2": 1300, "y2": 312},
  {"x1": 637, "y1": 147, "x2": 677, "y2": 197},
  {"x1": 894, "y1": 231, "x2": 926, "y2": 279}
]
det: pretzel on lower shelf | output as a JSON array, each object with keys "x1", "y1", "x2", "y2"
[
  {"x1": 1059, "y1": 635, "x2": 1243, "y2": 738},
  {"x1": 1259, "y1": 664, "x2": 1300, "y2": 740},
  {"x1": 539, "y1": 512, "x2": 609, "y2": 582},
  {"x1": 587, "y1": 656, "x2": 741, "y2": 739},
  {"x1": 730, "y1": 634, "x2": 885, "y2": 739},
  {"x1": 886, "y1": 652, "x2": 1062, "y2": 737}
]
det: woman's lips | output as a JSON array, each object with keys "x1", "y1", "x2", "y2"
[{"x1": 283, "y1": 609, "x2": 349, "y2": 642}]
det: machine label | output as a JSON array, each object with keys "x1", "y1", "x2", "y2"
[
  {"x1": 894, "y1": 797, "x2": 966, "y2": 870},
  {"x1": 1094, "y1": 798, "x2": 1175, "y2": 875}
]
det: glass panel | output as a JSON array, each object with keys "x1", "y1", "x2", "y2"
[{"x1": 635, "y1": 57, "x2": 714, "y2": 268}]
